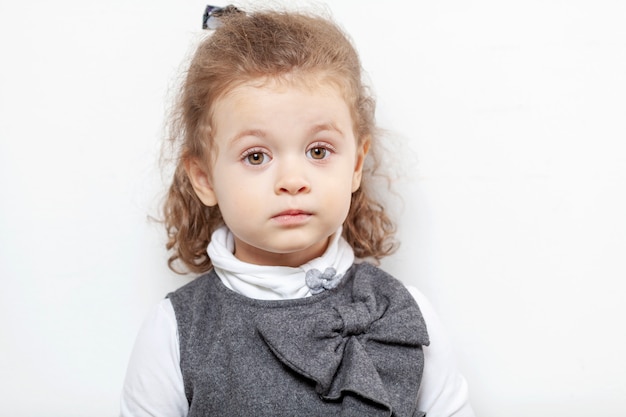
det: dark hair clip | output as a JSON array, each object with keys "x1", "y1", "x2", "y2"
[{"x1": 202, "y1": 4, "x2": 242, "y2": 29}]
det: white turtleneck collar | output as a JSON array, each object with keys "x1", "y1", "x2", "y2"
[{"x1": 207, "y1": 226, "x2": 355, "y2": 300}]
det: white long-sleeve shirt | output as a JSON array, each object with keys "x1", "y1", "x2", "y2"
[{"x1": 121, "y1": 228, "x2": 474, "y2": 416}]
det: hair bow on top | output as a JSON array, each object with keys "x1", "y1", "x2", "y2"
[
  {"x1": 256, "y1": 272, "x2": 430, "y2": 417},
  {"x1": 202, "y1": 4, "x2": 242, "y2": 29}
]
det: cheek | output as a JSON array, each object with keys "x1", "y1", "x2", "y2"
[
  {"x1": 213, "y1": 174, "x2": 265, "y2": 215},
  {"x1": 323, "y1": 173, "x2": 355, "y2": 214},
  {"x1": 212, "y1": 164, "x2": 253, "y2": 198}
]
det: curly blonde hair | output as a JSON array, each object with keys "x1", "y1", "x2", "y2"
[{"x1": 164, "y1": 8, "x2": 397, "y2": 274}]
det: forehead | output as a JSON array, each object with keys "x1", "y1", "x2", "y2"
[
  {"x1": 228, "y1": 72, "x2": 347, "y2": 99},
  {"x1": 211, "y1": 75, "x2": 353, "y2": 129},
  {"x1": 216, "y1": 71, "x2": 352, "y2": 107}
]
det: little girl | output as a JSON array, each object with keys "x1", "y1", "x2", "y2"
[{"x1": 122, "y1": 5, "x2": 474, "y2": 417}]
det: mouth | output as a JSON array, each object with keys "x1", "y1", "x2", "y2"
[{"x1": 271, "y1": 209, "x2": 312, "y2": 225}]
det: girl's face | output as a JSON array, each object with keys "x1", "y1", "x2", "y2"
[{"x1": 187, "y1": 77, "x2": 368, "y2": 267}]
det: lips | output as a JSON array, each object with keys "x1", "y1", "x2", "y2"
[{"x1": 271, "y1": 209, "x2": 312, "y2": 226}]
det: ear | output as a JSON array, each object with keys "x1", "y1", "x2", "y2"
[
  {"x1": 184, "y1": 158, "x2": 218, "y2": 206},
  {"x1": 351, "y1": 138, "x2": 370, "y2": 192}
]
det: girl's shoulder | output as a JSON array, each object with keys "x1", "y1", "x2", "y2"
[
  {"x1": 349, "y1": 262, "x2": 419, "y2": 302},
  {"x1": 166, "y1": 270, "x2": 217, "y2": 305}
]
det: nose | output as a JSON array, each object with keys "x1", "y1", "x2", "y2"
[{"x1": 275, "y1": 158, "x2": 311, "y2": 195}]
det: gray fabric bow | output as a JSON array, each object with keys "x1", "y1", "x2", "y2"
[
  {"x1": 256, "y1": 272, "x2": 430, "y2": 416},
  {"x1": 305, "y1": 267, "x2": 343, "y2": 294}
]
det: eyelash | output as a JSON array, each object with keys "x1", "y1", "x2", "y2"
[
  {"x1": 240, "y1": 148, "x2": 271, "y2": 166},
  {"x1": 306, "y1": 142, "x2": 336, "y2": 161},
  {"x1": 239, "y1": 142, "x2": 336, "y2": 166}
]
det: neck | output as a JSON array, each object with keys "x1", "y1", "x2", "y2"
[{"x1": 232, "y1": 236, "x2": 330, "y2": 267}]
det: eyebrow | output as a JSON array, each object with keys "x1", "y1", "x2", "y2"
[
  {"x1": 228, "y1": 129, "x2": 267, "y2": 146},
  {"x1": 309, "y1": 122, "x2": 345, "y2": 137},
  {"x1": 227, "y1": 122, "x2": 345, "y2": 146}
]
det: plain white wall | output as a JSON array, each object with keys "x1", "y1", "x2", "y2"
[{"x1": 1, "y1": 0, "x2": 625, "y2": 416}]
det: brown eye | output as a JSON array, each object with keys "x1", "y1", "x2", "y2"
[
  {"x1": 244, "y1": 152, "x2": 269, "y2": 166},
  {"x1": 307, "y1": 147, "x2": 327, "y2": 160}
]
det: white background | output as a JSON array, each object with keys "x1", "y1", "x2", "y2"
[{"x1": 1, "y1": 0, "x2": 625, "y2": 416}]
